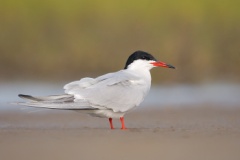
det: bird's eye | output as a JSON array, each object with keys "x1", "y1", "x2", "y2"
[{"x1": 142, "y1": 56, "x2": 149, "y2": 60}]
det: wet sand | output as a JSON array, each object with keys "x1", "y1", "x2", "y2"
[{"x1": 0, "y1": 106, "x2": 240, "y2": 160}]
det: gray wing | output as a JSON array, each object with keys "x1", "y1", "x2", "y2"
[
  {"x1": 64, "y1": 70, "x2": 150, "y2": 112},
  {"x1": 17, "y1": 70, "x2": 150, "y2": 111}
]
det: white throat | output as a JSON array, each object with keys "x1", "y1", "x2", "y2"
[{"x1": 126, "y1": 59, "x2": 155, "y2": 83}]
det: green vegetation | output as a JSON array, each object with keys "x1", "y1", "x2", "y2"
[{"x1": 1, "y1": 0, "x2": 240, "y2": 83}]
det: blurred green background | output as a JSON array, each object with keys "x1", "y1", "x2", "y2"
[{"x1": 1, "y1": 0, "x2": 240, "y2": 83}]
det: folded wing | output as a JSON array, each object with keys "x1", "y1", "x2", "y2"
[
  {"x1": 18, "y1": 70, "x2": 148, "y2": 112},
  {"x1": 65, "y1": 70, "x2": 148, "y2": 112}
]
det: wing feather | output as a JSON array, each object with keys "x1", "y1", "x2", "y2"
[
  {"x1": 65, "y1": 70, "x2": 150, "y2": 112},
  {"x1": 17, "y1": 70, "x2": 150, "y2": 112}
]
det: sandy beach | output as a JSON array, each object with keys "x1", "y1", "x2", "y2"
[{"x1": 0, "y1": 106, "x2": 240, "y2": 160}]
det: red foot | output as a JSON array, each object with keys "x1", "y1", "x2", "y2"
[
  {"x1": 120, "y1": 117, "x2": 127, "y2": 130},
  {"x1": 109, "y1": 118, "x2": 114, "y2": 129}
]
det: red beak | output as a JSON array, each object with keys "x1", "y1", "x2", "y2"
[{"x1": 151, "y1": 61, "x2": 175, "y2": 69}]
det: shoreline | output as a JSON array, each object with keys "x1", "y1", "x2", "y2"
[{"x1": 0, "y1": 107, "x2": 240, "y2": 160}]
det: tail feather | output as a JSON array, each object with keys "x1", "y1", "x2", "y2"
[
  {"x1": 18, "y1": 94, "x2": 74, "y2": 102},
  {"x1": 16, "y1": 101, "x2": 90, "y2": 109},
  {"x1": 19, "y1": 94, "x2": 44, "y2": 101},
  {"x1": 17, "y1": 94, "x2": 91, "y2": 110}
]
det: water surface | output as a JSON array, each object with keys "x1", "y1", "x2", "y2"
[{"x1": 1, "y1": 82, "x2": 240, "y2": 111}]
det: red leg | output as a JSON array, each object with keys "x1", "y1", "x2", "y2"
[
  {"x1": 109, "y1": 118, "x2": 114, "y2": 129},
  {"x1": 120, "y1": 117, "x2": 127, "y2": 130}
]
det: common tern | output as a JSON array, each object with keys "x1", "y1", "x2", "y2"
[{"x1": 17, "y1": 51, "x2": 175, "y2": 129}]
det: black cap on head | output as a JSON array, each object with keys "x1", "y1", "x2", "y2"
[{"x1": 124, "y1": 51, "x2": 157, "y2": 69}]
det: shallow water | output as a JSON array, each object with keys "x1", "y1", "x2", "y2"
[
  {"x1": 143, "y1": 83, "x2": 240, "y2": 108},
  {"x1": 1, "y1": 82, "x2": 240, "y2": 111}
]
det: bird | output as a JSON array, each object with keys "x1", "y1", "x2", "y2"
[{"x1": 17, "y1": 50, "x2": 175, "y2": 129}]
